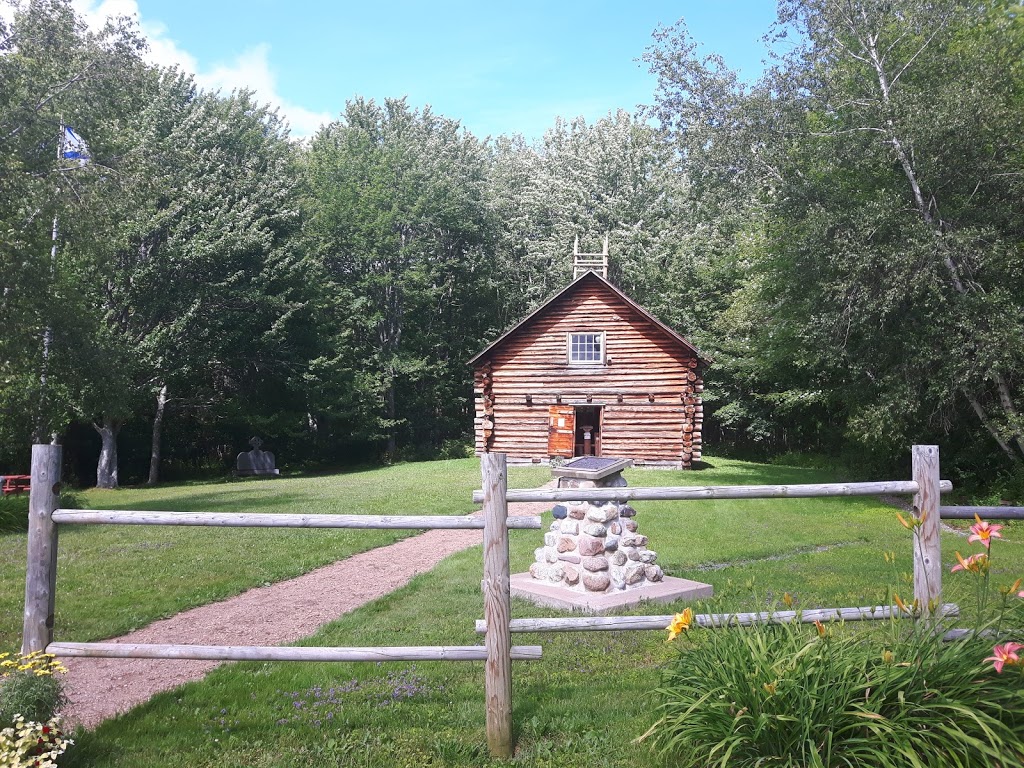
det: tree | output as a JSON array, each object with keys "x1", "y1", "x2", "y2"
[
  {"x1": 80, "y1": 76, "x2": 308, "y2": 486},
  {"x1": 489, "y1": 111, "x2": 688, "y2": 327},
  {"x1": 0, "y1": 0, "x2": 148, "y2": 467},
  {"x1": 646, "y1": 2, "x2": 1024, "y2": 466},
  {"x1": 303, "y1": 98, "x2": 494, "y2": 458},
  {"x1": 764, "y1": 0, "x2": 1024, "y2": 462}
]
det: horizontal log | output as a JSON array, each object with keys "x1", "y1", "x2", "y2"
[
  {"x1": 491, "y1": 391, "x2": 691, "y2": 401},
  {"x1": 485, "y1": 368, "x2": 688, "y2": 376},
  {"x1": 940, "y1": 506, "x2": 1024, "y2": 519},
  {"x1": 939, "y1": 628, "x2": 1021, "y2": 643},
  {"x1": 47, "y1": 642, "x2": 543, "y2": 662},
  {"x1": 487, "y1": 384, "x2": 695, "y2": 394},
  {"x1": 52, "y1": 510, "x2": 541, "y2": 530},
  {"x1": 472, "y1": 480, "x2": 953, "y2": 504},
  {"x1": 475, "y1": 603, "x2": 960, "y2": 633},
  {"x1": 493, "y1": 402, "x2": 690, "y2": 412},
  {"x1": 487, "y1": 366, "x2": 692, "y2": 375}
]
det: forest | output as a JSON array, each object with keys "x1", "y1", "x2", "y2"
[{"x1": 1, "y1": 0, "x2": 1022, "y2": 494}]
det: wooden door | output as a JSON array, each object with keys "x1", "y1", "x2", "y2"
[{"x1": 547, "y1": 406, "x2": 575, "y2": 457}]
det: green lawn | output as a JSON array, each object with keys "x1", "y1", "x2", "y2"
[
  {"x1": 0, "y1": 460, "x2": 550, "y2": 650},
  {"x1": 2, "y1": 456, "x2": 1021, "y2": 766}
]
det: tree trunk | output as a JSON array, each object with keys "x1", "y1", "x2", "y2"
[
  {"x1": 964, "y1": 389, "x2": 1020, "y2": 463},
  {"x1": 94, "y1": 417, "x2": 121, "y2": 489},
  {"x1": 862, "y1": 29, "x2": 1023, "y2": 461},
  {"x1": 147, "y1": 383, "x2": 169, "y2": 486},
  {"x1": 385, "y1": 378, "x2": 397, "y2": 459}
]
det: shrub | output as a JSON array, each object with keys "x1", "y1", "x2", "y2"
[
  {"x1": 0, "y1": 672, "x2": 65, "y2": 726},
  {"x1": 0, "y1": 653, "x2": 67, "y2": 725}
]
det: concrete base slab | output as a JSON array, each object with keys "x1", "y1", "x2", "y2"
[{"x1": 510, "y1": 572, "x2": 713, "y2": 614}]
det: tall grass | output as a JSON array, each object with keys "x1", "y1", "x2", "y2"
[{"x1": 644, "y1": 608, "x2": 1024, "y2": 767}]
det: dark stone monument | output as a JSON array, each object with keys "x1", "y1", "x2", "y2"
[{"x1": 234, "y1": 437, "x2": 280, "y2": 477}]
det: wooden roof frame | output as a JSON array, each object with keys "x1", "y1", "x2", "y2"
[{"x1": 469, "y1": 271, "x2": 711, "y2": 367}]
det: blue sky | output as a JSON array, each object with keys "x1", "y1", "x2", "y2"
[{"x1": 68, "y1": 1, "x2": 782, "y2": 139}]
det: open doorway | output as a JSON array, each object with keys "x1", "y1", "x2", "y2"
[{"x1": 573, "y1": 405, "x2": 602, "y2": 456}]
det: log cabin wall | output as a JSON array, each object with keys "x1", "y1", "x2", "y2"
[{"x1": 472, "y1": 275, "x2": 705, "y2": 468}]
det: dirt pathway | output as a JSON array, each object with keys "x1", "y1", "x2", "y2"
[{"x1": 60, "y1": 500, "x2": 552, "y2": 729}]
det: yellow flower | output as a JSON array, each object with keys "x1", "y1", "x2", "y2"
[
  {"x1": 814, "y1": 619, "x2": 826, "y2": 637},
  {"x1": 782, "y1": 592, "x2": 794, "y2": 608},
  {"x1": 763, "y1": 682, "x2": 777, "y2": 695},
  {"x1": 882, "y1": 650, "x2": 894, "y2": 664},
  {"x1": 666, "y1": 608, "x2": 695, "y2": 641}
]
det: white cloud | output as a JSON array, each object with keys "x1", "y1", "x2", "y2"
[{"x1": 69, "y1": 0, "x2": 330, "y2": 138}]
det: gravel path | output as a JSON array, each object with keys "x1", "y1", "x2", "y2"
[{"x1": 60, "y1": 500, "x2": 552, "y2": 730}]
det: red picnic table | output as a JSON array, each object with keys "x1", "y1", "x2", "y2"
[{"x1": 1, "y1": 475, "x2": 30, "y2": 495}]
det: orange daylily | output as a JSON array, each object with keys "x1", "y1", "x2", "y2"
[
  {"x1": 985, "y1": 642, "x2": 1024, "y2": 673},
  {"x1": 967, "y1": 515, "x2": 1003, "y2": 549},
  {"x1": 666, "y1": 608, "x2": 694, "y2": 642},
  {"x1": 893, "y1": 593, "x2": 910, "y2": 614},
  {"x1": 951, "y1": 551, "x2": 990, "y2": 574}
]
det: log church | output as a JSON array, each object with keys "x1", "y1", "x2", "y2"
[{"x1": 470, "y1": 238, "x2": 709, "y2": 468}]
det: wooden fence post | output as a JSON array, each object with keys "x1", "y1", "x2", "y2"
[
  {"x1": 22, "y1": 443, "x2": 62, "y2": 654},
  {"x1": 912, "y1": 445, "x2": 941, "y2": 616},
  {"x1": 482, "y1": 452, "x2": 512, "y2": 758}
]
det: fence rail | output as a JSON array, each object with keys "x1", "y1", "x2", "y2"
[
  {"x1": 472, "y1": 479, "x2": 952, "y2": 504},
  {"x1": 940, "y1": 505, "x2": 1024, "y2": 520},
  {"x1": 50, "y1": 509, "x2": 541, "y2": 529},
  {"x1": 22, "y1": 444, "x2": 537, "y2": 760},
  {"x1": 48, "y1": 642, "x2": 543, "y2": 662},
  {"x1": 475, "y1": 603, "x2": 962, "y2": 634}
]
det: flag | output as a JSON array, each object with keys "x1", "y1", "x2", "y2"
[{"x1": 61, "y1": 125, "x2": 90, "y2": 165}]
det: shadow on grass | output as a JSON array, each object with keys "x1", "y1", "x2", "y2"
[
  {"x1": 626, "y1": 462, "x2": 844, "y2": 489},
  {"x1": 77, "y1": 490, "x2": 323, "y2": 514}
]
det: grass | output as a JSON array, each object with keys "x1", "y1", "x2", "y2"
[{"x1": 2, "y1": 455, "x2": 1023, "y2": 766}]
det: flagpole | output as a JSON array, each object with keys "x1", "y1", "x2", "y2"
[{"x1": 35, "y1": 123, "x2": 62, "y2": 444}]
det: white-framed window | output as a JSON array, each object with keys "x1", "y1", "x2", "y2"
[{"x1": 568, "y1": 332, "x2": 604, "y2": 365}]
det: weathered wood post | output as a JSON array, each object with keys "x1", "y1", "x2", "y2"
[
  {"x1": 912, "y1": 445, "x2": 941, "y2": 616},
  {"x1": 481, "y1": 452, "x2": 512, "y2": 758},
  {"x1": 22, "y1": 443, "x2": 62, "y2": 654}
]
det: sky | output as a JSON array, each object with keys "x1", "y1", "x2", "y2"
[{"x1": 57, "y1": 1, "x2": 782, "y2": 140}]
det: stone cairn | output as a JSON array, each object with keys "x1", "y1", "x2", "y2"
[{"x1": 529, "y1": 462, "x2": 663, "y2": 593}]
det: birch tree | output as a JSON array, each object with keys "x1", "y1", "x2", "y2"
[{"x1": 646, "y1": 1, "x2": 1024, "y2": 463}]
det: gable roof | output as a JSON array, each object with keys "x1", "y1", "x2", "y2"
[{"x1": 469, "y1": 270, "x2": 711, "y2": 366}]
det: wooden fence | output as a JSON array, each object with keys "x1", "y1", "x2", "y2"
[
  {"x1": 22, "y1": 448, "x2": 535, "y2": 757},
  {"x1": 22, "y1": 444, "x2": 1024, "y2": 757}
]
